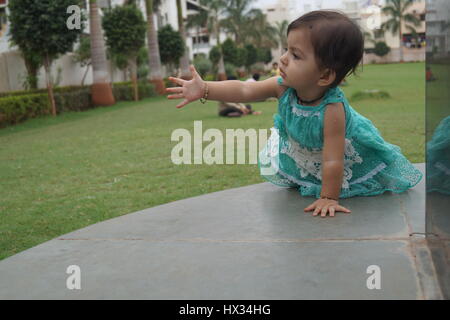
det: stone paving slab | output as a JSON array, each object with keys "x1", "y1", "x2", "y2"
[
  {"x1": 0, "y1": 239, "x2": 419, "y2": 299},
  {"x1": 0, "y1": 164, "x2": 430, "y2": 299}
]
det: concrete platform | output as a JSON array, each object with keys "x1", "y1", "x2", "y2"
[{"x1": 0, "y1": 163, "x2": 442, "y2": 299}]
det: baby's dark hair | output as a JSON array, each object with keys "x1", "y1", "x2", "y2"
[{"x1": 287, "y1": 10, "x2": 364, "y2": 87}]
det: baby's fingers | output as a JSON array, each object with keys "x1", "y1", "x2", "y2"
[
  {"x1": 336, "y1": 205, "x2": 351, "y2": 213},
  {"x1": 329, "y1": 207, "x2": 335, "y2": 217},
  {"x1": 176, "y1": 99, "x2": 191, "y2": 109},
  {"x1": 167, "y1": 93, "x2": 185, "y2": 100},
  {"x1": 166, "y1": 87, "x2": 183, "y2": 93},
  {"x1": 168, "y1": 76, "x2": 185, "y2": 86}
]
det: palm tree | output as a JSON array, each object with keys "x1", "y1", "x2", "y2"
[
  {"x1": 89, "y1": 0, "x2": 115, "y2": 105},
  {"x1": 186, "y1": 5, "x2": 208, "y2": 57},
  {"x1": 274, "y1": 20, "x2": 289, "y2": 56},
  {"x1": 176, "y1": 0, "x2": 191, "y2": 79},
  {"x1": 381, "y1": 0, "x2": 421, "y2": 62},
  {"x1": 145, "y1": 0, "x2": 165, "y2": 95},
  {"x1": 221, "y1": 0, "x2": 260, "y2": 47},
  {"x1": 187, "y1": 0, "x2": 228, "y2": 80},
  {"x1": 243, "y1": 9, "x2": 277, "y2": 48}
]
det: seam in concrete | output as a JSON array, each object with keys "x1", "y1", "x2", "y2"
[
  {"x1": 397, "y1": 196, "x2": 425, "y2": 299},
  {"x1": 57, "y1": 237, "x2": 411, "y2": 243}
]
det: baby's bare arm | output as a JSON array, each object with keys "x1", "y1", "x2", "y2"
[
  {"x1": 321, "y1": 102, "x2": 346, "y2": 199},
  {"x1": 166, "y1": 65, "x2": 281, "y2": 108},
  {"x1": 206, "y1": 76, "x2": 280, "y2": 103}
]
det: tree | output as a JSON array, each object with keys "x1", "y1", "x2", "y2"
[
  {"x1": 274, "y1": 20, "x2": 289, "y2": 56},
  {"x1": 221, "y1": 0, "x2": 276, "y2": 75},
  {"x1": 158, "y1": 24, "x2": 185, "y2": 75},
  {"x1": 89, "y1": 0, "x2": 116, "y2": 106},
  {"x1": 222, "y1": 38, "x2": 238, "y2": 65},
  {"x1": 244, "y1": 44, "x2": 258, "y2": 70},
  {"x1": 188, "y1": 0, "x2": 228, "y2": 80},
  {"x1": 256, "y1": 47, "x2": 272, "y2": 64},
  {"x1": 209, "y1": 46, "x2": 221, "y2": 67},
  {"x1": 221, "y1": 0, "x2": 256, "y2": 46},
  {"x1": 103, "y1": 4, "x2": 147, "y2": 101},
  {"x1": 72, "y1": 35, "x2": 91, "y2": 86},
  {"x1": 381, "y1": 0, "x2": 421, "y2": 62},
  {"x1": 20, "y1": 49, "x2": 42, "y2": 90},
  {"x1": 374, "y1": 41, "x2": 391, "y2": 58},
  {"x1": 144, "y1": 0, "x2": 166, "y2": 95},
  {"x1": 241, "y1": 9, "x2": 277, "y2": 49},
  {"x1": 8, "y1": 0, "x2": 85, "y2": 115},
  {"x1": 176, "y1": 0, "x2": 191, "y2": 79}
]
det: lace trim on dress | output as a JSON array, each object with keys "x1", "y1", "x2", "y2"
[
  {"x1": 280, "y1": 133, "x2": 364, "y2": 189},
  {"x1": 266, "y1": 127, "x2": 389, "y2": 190},
  {"x1": 291, "y1": 107, "x2": 321, "y2": 118},
  {"x1": 277, "y1": 168, "x2": 318, "y2": 188},
  {"x1": 349, "y1": 162, "x2": 387, "y2": 185}
]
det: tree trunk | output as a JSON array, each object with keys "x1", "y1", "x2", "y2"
[
  {"x1": 216, "y1": 18, "x2": 226, "y2": 81},
  {"x1": 23, "y1": 54, "x2": 39, "y2": 90},
  {"x1": 44, "y1": 54, "x2": 56, "y2": 116},
  {"x1": 399, "y1": 21, "x2": 404, "y2": 62},
  {"x1": 129, "y1": 57, "x2": 139, "y2": 101},
  {"x1": 89, "y1": 0, "x2": 115, "y2": 106},
  {"x1": 81, "y1": 64, "x2": 90, "y2": 86},
  {"x1": 145, "y1": 0, "x2": 166, "y2": 95},
  {"x1": 176, "y1": 0, "x2": 191, "y2": 80}
]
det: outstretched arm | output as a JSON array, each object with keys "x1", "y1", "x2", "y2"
[{"x1": 166, "y1": 65, "x2": 280, "y2": 108}]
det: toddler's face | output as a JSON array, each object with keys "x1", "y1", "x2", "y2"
[{"x1": 279, "y1": 28, "x2": 322, "y2": 90}]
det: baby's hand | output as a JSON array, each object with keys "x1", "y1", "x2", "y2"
[
  {"x1": 304, "y1": 198, "x2": 351, "y2": 218},
  {"x1": 166, "y1": 65, "x2": 205, "y2": 109}
]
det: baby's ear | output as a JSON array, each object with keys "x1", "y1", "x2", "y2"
[{"x1": 318, "y1": 68, "x2": 336, "y2": 87}]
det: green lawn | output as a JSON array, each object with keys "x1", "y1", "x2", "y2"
[{"x1": 0, "y1": 62, "x2": 424, "y2": 260}]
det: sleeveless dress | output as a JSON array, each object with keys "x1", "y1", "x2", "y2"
[{"x1": 258, "y1": 77, "x2": 423, "y2": 199}]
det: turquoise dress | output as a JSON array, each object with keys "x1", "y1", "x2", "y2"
[{"x1": 258, "y1": 77, "x2": 423, "y2": 198}]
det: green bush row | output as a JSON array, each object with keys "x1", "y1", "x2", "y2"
[
  {"x1": 0, "y1": 82, "x2": 156, "y2": 128},
  {"x1": 112, "y1": 81, "x2": 156, "y2": 101},
  {"x1": 0, "y1": 93, "x2": 50, "y2": 127}
]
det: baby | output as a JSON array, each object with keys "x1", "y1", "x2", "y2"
[{"x1": 167, "y1": 10, "x2": 423, "y2": 218}]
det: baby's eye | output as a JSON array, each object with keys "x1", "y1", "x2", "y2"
[
  {"x1": 283, "y1": 47, "x2": 288, "y2": 53},
  {"x1": 292, "y1": 52, "x2": 300, "y2": 60}
]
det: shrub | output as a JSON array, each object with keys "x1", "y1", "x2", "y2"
[
  {"x1": 350, "y1": 89, "x2": 391, "y2": 102},
  {"x1": 194, "y1": 55, "x2": 212, "y2": 77},
  {"x1": 0, "y1": 82, "x2": 156, "y2": 128},
  {"x1": 0, "y1": 93, "x2": 50, "y2": 127},
  {"x1": 374, "y1": 41, "x2": 390, "y2": 57},
  {"x1": 112, "y1": 81, "x2": 156, "y2": 101},
  {"x1": 224, "y1": 62, "x2": 238, "y2": 79}
]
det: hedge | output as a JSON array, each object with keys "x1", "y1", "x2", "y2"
[
  {"x1": 0, "y1": 81, "x2": 156, "y2": 128},
  {"x1": 0, "y1": 94, "x2": 50, "y2": 127}
]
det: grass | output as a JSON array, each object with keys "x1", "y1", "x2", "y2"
[{"x1": 0, "y1": 62, "x2": 424, "y2": 260}]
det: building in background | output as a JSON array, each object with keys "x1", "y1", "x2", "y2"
[
  {"x1": 0, "y1": 0, "x2": 426, "y2": 93},
  {"x1": 425, "y1": 0, "x2": 450, "y2": 59},
  {"x1": 0, "y1": 0, "x2": 8, "y2": 51},
  {"x1": 360, "y1": 0, "x2": 425, "y2": 63},
  {"x1": 0, "y1": 0, "x2": 212, "y2": 92}
]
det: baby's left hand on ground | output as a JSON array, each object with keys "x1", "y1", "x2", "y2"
[{"x1": 304, "y1": 198, "x2": 351, "y2": 218}]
